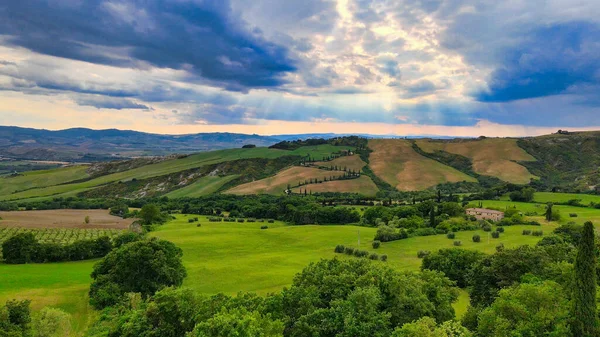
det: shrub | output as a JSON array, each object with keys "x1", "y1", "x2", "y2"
[
  {"x1": 188, "y1": 218, "x2": 195, "y2": 223},
  {"x1": 411, "y1": 227, "x2": 438, "y2": 237},
  {"x1": 446, "y1": 232, "x2": 456, "y2": 239},
  {"x1": 569, "y1": 213, "x2": 578, "y2": 218},
  {"x1": 260, "y1": 225, "x2": 268, "y2": 230},
  {"x1": 354, "y1": 250, "x2": 369, "y2": 258},
  {"x1": 532, "y1": 230, "x2": 544, "y2": 236},
  {"x1": 380, "y1": 254, "x2": 388, "y2": 262},
  {"x1": 482, "y1": 224, "x2": 492, "y2": 232},
  {"x1": 523, "y1": 230, "x2": 532, "y2": 235},
  {"x1": 193, "y1": 217, "x2": 199, "y2": 221},
  {"x1": 473, "y1": 234, "x2": 481, "y2": 243},
  {"x1": 496, "y1": 243, "x2": 505, "y2": 252},
  {"x1": 491, "y1": 231, "x2": 500, "y2": 239},
  {"x1": 247, "y1": 218, "x2": 256, "y2": 223},
  {"x1": 344, "y1": 247, "x2": 355, "y2": 255},
  {"x1": 84, "y1": 216, "x2": 90, "y2": 224},
  {"x1": 453, "y1": 241, "x2": 462, "y2": 246},
  {"x1": 369, "y1": 253, "x2": 379, "y2": 260},
  {"x1": 496, "y1": 227, "x2": 505, "y2": 233},
  {"x1": 258, "y1": 219, "x2": 264, "y2": 223},
  {"x1": 196, "y1": 224, "x2": 201, "y2": 227},
  {"x1": 268, "y1": 219, "x2": 275, "y2": 223},
  {"x1": 417, "y1": 250, "x2": 430, "y2": 258},
  {"x1": 334, "y1": 245, "x2": 345, "y2": 253},
  {"x1": 372, "y1": 240, "x2": 381, "y2": 249},
  {"x1": 237, "y1": 219, "x2": 245, "y2": 223}
]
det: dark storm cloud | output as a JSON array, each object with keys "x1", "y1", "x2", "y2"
[
  {"x1": 0, "y1": 0, "x2": 296, "y2": 91},
  {"x1": 474, "y1": 22, "x2": 600, "y2": 103}
]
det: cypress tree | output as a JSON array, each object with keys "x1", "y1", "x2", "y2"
[
  {"x1": 430, "y1": 204, "x2": 436, "y2": 227},
  {"x1": 545, "y1": 203, "x2": 554, "y2": 221},
  {"x1": 572, "y1": 221, "x2": 598, "y2": 337}
]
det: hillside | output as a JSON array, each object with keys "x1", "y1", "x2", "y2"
[
  {"x1": 368, "y1": 139, "x2": 477, "y2": 191},
  {"x1": 415, "y1": 138, "x2": 537, "y2": 184}
]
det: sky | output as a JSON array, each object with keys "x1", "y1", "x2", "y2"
[{"x1": 0, "y1": 0, "x2": 599, "y2": 137}]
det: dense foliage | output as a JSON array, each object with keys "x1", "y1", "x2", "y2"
[
  {"x1": 2, "y1": 232, "x2": 113, "y2": 264},
  {"x1": 89, "y1": 238, "x2": 187, "y2": 309},
  {"x1": 572, "y1": 221, "x2": 598, "y2": 336}
]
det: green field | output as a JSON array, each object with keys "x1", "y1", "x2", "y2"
[
  {"x1": 0, "y1": 211, "x2": 562, "y2": 334},
  {"x1": 0, "y1": 166, "x2": 89, "y2": 197},
  {"x1": 0, "y1": 145, "x2": 351, "y2": 201},
  {"x1": 534, "y1": 192, "x2": 600, "y2": 205},
  {"x1": 164, "y1": 175, "x2": 240, "y2": 198}
]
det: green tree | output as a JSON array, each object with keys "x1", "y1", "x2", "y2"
[
  {"x1": 138, "y1": 203, "x2": 168, "y2": 228},
  {"x1": 545, "y1": 203, "x2": 554, "y2": 221},
  {"x1": 189, "y1": 308, "x2": 283, "y2": 337},
  {"x1": 89, "y1": 238, "x2": 187, "y2": 309},
  {"x1": 1, "y1": 233, "x2": 38, "y2": 264},
  {"x1": 421, "y1": 249, "x2": 485, "y2": 288},
  {"x1": 477, "y1": 281, "x2": 571, "y2": 337},
  {"x1": 572, "y1": 221, "x2": 598, "y2": 337},
  {"x1": 391, "y1": 317, "x2": 472, "y2": 337},
  {"x1": 31, "y1": 307, "x2": 71, "y2": 337}
]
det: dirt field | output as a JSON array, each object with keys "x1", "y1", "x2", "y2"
[
  {"x1": 415, "y1": 138, "x2": 537, "y2": 184},
  {"x1": 368, "y1": 139, "x2": 476, "y2": 191},
  {"x1": 0, "y1": 209, "x2": 133, "y2": 229},
  {"x1": 226, "y1": 166, "x2": 346, "y2": 195},
  {"x1": 291, "y1": 175, "x2": 379, "y2": 196},
  {"x1": 314, "y1": 155, "x2": 366, "y2": 172}
]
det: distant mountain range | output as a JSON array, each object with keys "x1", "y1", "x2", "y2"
[{"x1": 0, "y1": 126, "x2": 468, "y2": 162}]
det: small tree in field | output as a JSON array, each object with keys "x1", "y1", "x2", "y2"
[{"x1": 84, "y1": 216, "x2": 90, "y2": 224}]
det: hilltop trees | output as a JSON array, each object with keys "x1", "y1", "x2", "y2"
[{"x1": 571, "y1": 221, "x2": 598, "y2": 337}]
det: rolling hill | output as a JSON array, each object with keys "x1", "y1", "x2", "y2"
[{"x1": 1, "y1": 131, "x2": 600, "y2": 200}]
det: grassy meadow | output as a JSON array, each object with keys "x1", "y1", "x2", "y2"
[{"x1": 0, "y1": 208, "x2": 568, "y2": 334}]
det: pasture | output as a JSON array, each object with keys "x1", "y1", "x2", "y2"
[
  {"x1": 164, "y1": 175, "x2": 240, "y2": 198},
  {"x1": 368, "y1": 139, "x2": 476, "y2": 191},
  {"x1": 534, "y1": 192, "x2": 600, "y2": 205},
  {"x1": 415, "y1": 138, "x2": 536, "y2": 184},
  {"x1": 0, "y1": 212, "x2": 556, "y2": 335}
]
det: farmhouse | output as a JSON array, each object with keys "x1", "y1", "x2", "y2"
[{"x1": 466, "y1": 208, "x2": 505, "y2": 221}]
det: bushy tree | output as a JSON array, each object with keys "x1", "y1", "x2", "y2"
[
  {"x1": 31, "y1": 307, "x2": 71, "y2": 337},
  {"x1": 280, "y1": 258, "x2": 458, "y2": 336},
  {"x1": 138, "y1": 203, "x2": 168, "y2": 228},
  {"x1": 189, "y1": 308, "x2": 283, "y2": 337},
  {"x1": 0, "y1": 299, "x2": 31, "y2": 336},
  {"x1": 421, "y1": 249, "x2": 485, "y2": 288},
  {"x1": 2, "y1": 233, "x2": 38, "y2": 264},
  {"x1": 392, "y1": 317, "x2": 472, "y2": 337},
  {"x1": 89, "y1": 238, "x2": 187, "y2": 309},
  {"x1": 571, "y1": 221, "x2": 598, "y2": 337},
  {"x1": 477, "y1": 281, "x2": 571, "y2": 337}
]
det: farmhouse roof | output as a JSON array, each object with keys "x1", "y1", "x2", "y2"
[{"x1": 466, "y1": 208, "x2": 504, "y2": 214}]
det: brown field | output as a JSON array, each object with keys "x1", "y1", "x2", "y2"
[
  {"x1": 415, "y1": 138, "x2": 537, "y2": 184},
  {"x1": 368, "y1": 139, "x2": 476, "y2": 191},
  {"x1": 291, "y1": 175, "x2": 379, "y2": 196},
  {"x1": 0, "y1": 209, "x2": 133, "y2": 229},
  {"x1": 225, "y1": 166, "x2": 346, "y2": 195},
  {"x1": 314, "y1": 155, "x2": 366, "y2": 172}
]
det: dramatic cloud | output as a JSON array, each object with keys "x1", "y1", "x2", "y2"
[{"x1": 0, "y1": 0, "x2": 599, "y2": 134}]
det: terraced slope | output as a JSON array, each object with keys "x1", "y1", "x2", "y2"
[
  {"x1": 226, "y1": 166, "x2": 346, "y2": 195},
  {"x1": 291, "y1": 175, "x2": 379, "y2": 196},
  {"x1": 415, "y1": 138, "x2": 536, "y2": 184},
  {"x1": 314, "y1": 155, "x2": 367, "y2": 172},
  {"x1": 369, "y1": 139, "x2": 476, "y2": 191}
]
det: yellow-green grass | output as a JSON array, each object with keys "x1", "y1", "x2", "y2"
[
  {"x1": 415, "y1": 138, "x2": 536, "y2": 184},
  {"x1": 0, "y1": 213, "x2": 556, "y2": 334},
  {"x1": 314, "y1": 155, "x2": 367, "y2": 172},
  {"x1": 165, "y1": 175, "x2": 240, "y2": 198},
  {"x1": 291, "y1": 175, "x2": 379, "y2": 196},
  {"x1": 534, "y1": 192, "x2": 600, "y2": 205},
  {"x1": 0, "y1": 145, "x2": 351, "y2": 201},
  {"x1": 0, "y1": 260, "x2": 96, "y2": 333},
  {"x1": 226, "y1": 166, "x2": 346, "y2": 195},
  {"x1": 0, "y1": 165, "x2": 89, "y2": 197},
  {"x1": 368, "y1": 139, "x2": 476, "y2": 191}
]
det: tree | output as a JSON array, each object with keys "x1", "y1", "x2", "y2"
[
  {"x1": 31, "y1": 307, "x2": 71, "y2": 337},
  {"x1": 545, "y1": 203, "x2": 554, "y2": 221},
  {"x1": 421, "y1": 249, "x2": 485, "y2": 288},
  {"x1": 189, "y1": 308, "x2": 283, "y2": 337},
  {"x1": 477, "y1": 281, "x2": 570, "y2": 337},
  {"x1": 572, "y1": 221, "x2": 598, "y2": 337},
  {"x1": 84, "y1": 216, "x2": 90, "y2": 224},
  {"x1": 1, "y1": 299, "x2": 32, "y2": 336},
  {"x1": 392, "y1": 317, "x2": 472, "y2": 337},
  {"x1": 138, "y1": 203, "x2": 167, "y2": 228},
  {"x1": 89, "y1": 238, "x2": 187, "y2": 309},
  {"x1": 1, "y1": 232, "x2": 38, "y2": 264},
  {"x1": 429, "y1": 204, "x2": 436, "y2": 227}
]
